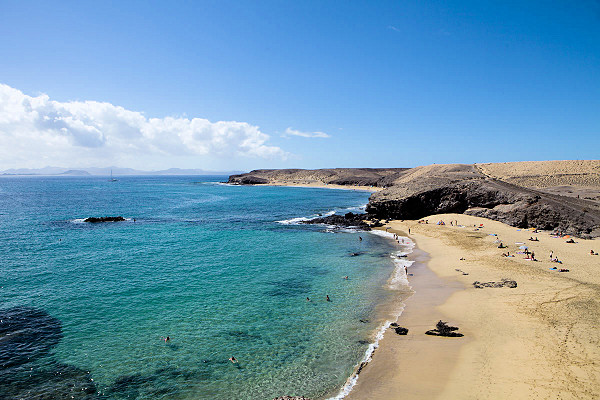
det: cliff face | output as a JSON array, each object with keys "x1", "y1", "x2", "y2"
[{"x1": 229, "y1": 162, "x2": 600, "y2": 238}]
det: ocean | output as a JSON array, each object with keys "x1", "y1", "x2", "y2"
[{"x1": 0, "y1": 176, "x2": 412, "y2": 400}]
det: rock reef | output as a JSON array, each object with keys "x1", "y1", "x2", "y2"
[
  {"x1": 84, "y1": 216, "x2": 126, "y2": 223},
  {"x1": 229, "y1": 161, "x2": 600, "y2": 238},
  {"x1": 301, "y1": 212, "x2": 373, "y2": 230}
]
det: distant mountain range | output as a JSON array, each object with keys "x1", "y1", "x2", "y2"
[{"x1": 0, "y1": 167, "x2": 245, "y2": 176}]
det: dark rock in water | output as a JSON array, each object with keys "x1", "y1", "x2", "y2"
[
  {"x1": 0, "y1": 307, "x2": 99, "y2": 399},
  {"x1": 390, "y1": 322, "x2": 399, "y2": 327},
  {"x1": 425, "y1": 320, "x2": 464, "y2": 337},
  {"x1": 393, "y1": 326, "x2": 409, "y2": 335},
  {"x1": 227, "y1": 330, "x2": 262, "y2": 341},
  {"x1": 108, "y1": 366, "x2": 206, "y2": 399},
  {"x1": 0, "y1": 362, "x2": 98, "y2": 400},
  {"x1": 84, "y1": 216, "x2": 126, "y2": 223},
  {"x1": 0, "y1": 307, "x2": 62, "y2": 368},
  {"x1": 473, "y1": 279, "x2": 517, "y2": 289},
  {"x1": 302, "y1": 212, "x2": 372, "y2": 231}
]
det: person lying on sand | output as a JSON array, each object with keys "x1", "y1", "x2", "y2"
[
  {"x1": 498, "y1": 243, "x2": 507, "y2": 248},
  {"x1": 591, "y1": 250, "x2": 598, "y2": 255},
  {"x1": 566, "y1": 238, "x2": 576, "y2": 244}
]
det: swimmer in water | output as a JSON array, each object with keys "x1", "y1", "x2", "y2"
[
  {"x1": 162, "y1": 336, "x2": 170, "y2": 342},
  {"x1": 343, "y1": 276, "x2": 348, "y2": 280},
  {"x1": 229, "y1": 356, "x2": 238, "y2": 363},
  {"x1": 326, "y1": 295, "x2": 331, "y2": 302},
  {"x1": 359, "y1": 236, "x2": 362, "y2": 241},
  {"x1": 306, "y1": 297, "x2": 310, "y2": 301}
]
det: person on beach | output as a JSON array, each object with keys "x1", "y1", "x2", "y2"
[
  {"x1": 408, "y1": 228, "x2": 411, "y2": 234},
  {"x1": 229, "y1": 356, "x2": 238, "y2": 363}
]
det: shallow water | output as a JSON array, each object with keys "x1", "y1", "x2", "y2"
[{"x1": 0, "y1": 176, "x2": 407, "y2": 399}]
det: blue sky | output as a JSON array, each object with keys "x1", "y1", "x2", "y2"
[{"x1": 0, "y1": 1, "x2": 598, "y2": 171}]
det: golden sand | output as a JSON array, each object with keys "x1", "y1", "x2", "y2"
[{"x1": 347, "y1": 213, "x2": 600, "y2": 400}]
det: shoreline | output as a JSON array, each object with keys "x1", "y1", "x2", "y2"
[
  {"x1": 228, "y1": 181, "x2": 383, "y2": 193},
  {"x1": 342, "y1": 229, "x2": 464, "y2": 400},
  {"x1": 346, "y1": 213, "x2": 600, "y2": 399}
]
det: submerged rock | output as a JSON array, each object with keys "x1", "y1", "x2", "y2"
[
  {"x1": 84, "y1": 216, "x2": 126, "y2": 223},
  {"x1": 273, "y1": 397, "x2": 311, "y2": 400},
  {"x1": 0, "y1": 306, "x2": 62, "y2": 368}
]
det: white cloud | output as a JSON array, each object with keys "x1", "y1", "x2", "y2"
[
  {"x1": 0, "y1": 83, "x2": 289, "y2": 169},
  {"x1": 283, "y1": 127, "x2": 330, "y2": 138}
]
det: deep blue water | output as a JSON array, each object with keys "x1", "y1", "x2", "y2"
[{"x1": 0, "y1": 176, "x2": 404, "y2": 399}]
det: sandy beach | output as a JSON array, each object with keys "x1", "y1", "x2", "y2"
[{"x1": 348, "y1": 213, "x2": 600, "y2": 400}]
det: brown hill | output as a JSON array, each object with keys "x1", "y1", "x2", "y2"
[{"x1": 229, "y1": 161, "x2": 600, "y2": 238}]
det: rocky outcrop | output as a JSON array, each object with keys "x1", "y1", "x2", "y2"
[
  {"x1": 366, "y1": 165, "x2": 600, "y2": 238},
  {"x1": 228, "y1": 174, "x2": 269, "y2": 184},
  {"x1": 425, "y1": 320, "x2": 464, "y2": 337},
  {"x1": 84, "y1": 216, "x2": 126, "y2": 223},
  {"x1": 302, "y1": 212, "x2": 372, "y2": 230}
]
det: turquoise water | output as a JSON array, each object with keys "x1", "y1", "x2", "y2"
[{"x1": 0, "y1": 176, "x2": 405, "y2": 400}]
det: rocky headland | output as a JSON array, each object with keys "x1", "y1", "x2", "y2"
[{"x1": 228, "y1": 161, "x2": 600, "y2": 238}]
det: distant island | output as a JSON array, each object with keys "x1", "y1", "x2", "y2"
[
  {"x1": 229, "y1": 160, "x2": 600, "y2": 238},
  {"x1": 1, "y1": 167, "x2": 244, "y2": 176}
]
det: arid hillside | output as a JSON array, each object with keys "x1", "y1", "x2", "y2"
[{"x1": 229, "y1": 161, "x2": 600, "y2": 238}]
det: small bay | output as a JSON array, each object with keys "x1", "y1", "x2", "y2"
[{"x1": 0, "y1": 176, "x2": 403, "y2": 400}]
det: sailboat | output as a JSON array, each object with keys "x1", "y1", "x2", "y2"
[{"x1": 109, "y1": 169, "x2": 118, "y2": 182}]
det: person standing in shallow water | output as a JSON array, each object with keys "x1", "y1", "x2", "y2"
[{"x1": 326, "y1": 295, "x2": 331, "y2": 302}]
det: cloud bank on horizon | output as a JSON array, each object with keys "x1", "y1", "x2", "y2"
[{"x1": 0, "y1": 83, "x2": 290, "y2": 169}]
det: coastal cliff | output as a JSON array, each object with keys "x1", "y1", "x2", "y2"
[{"x1": 228, "y1": 161, "x2": 600, "y2": 238}]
